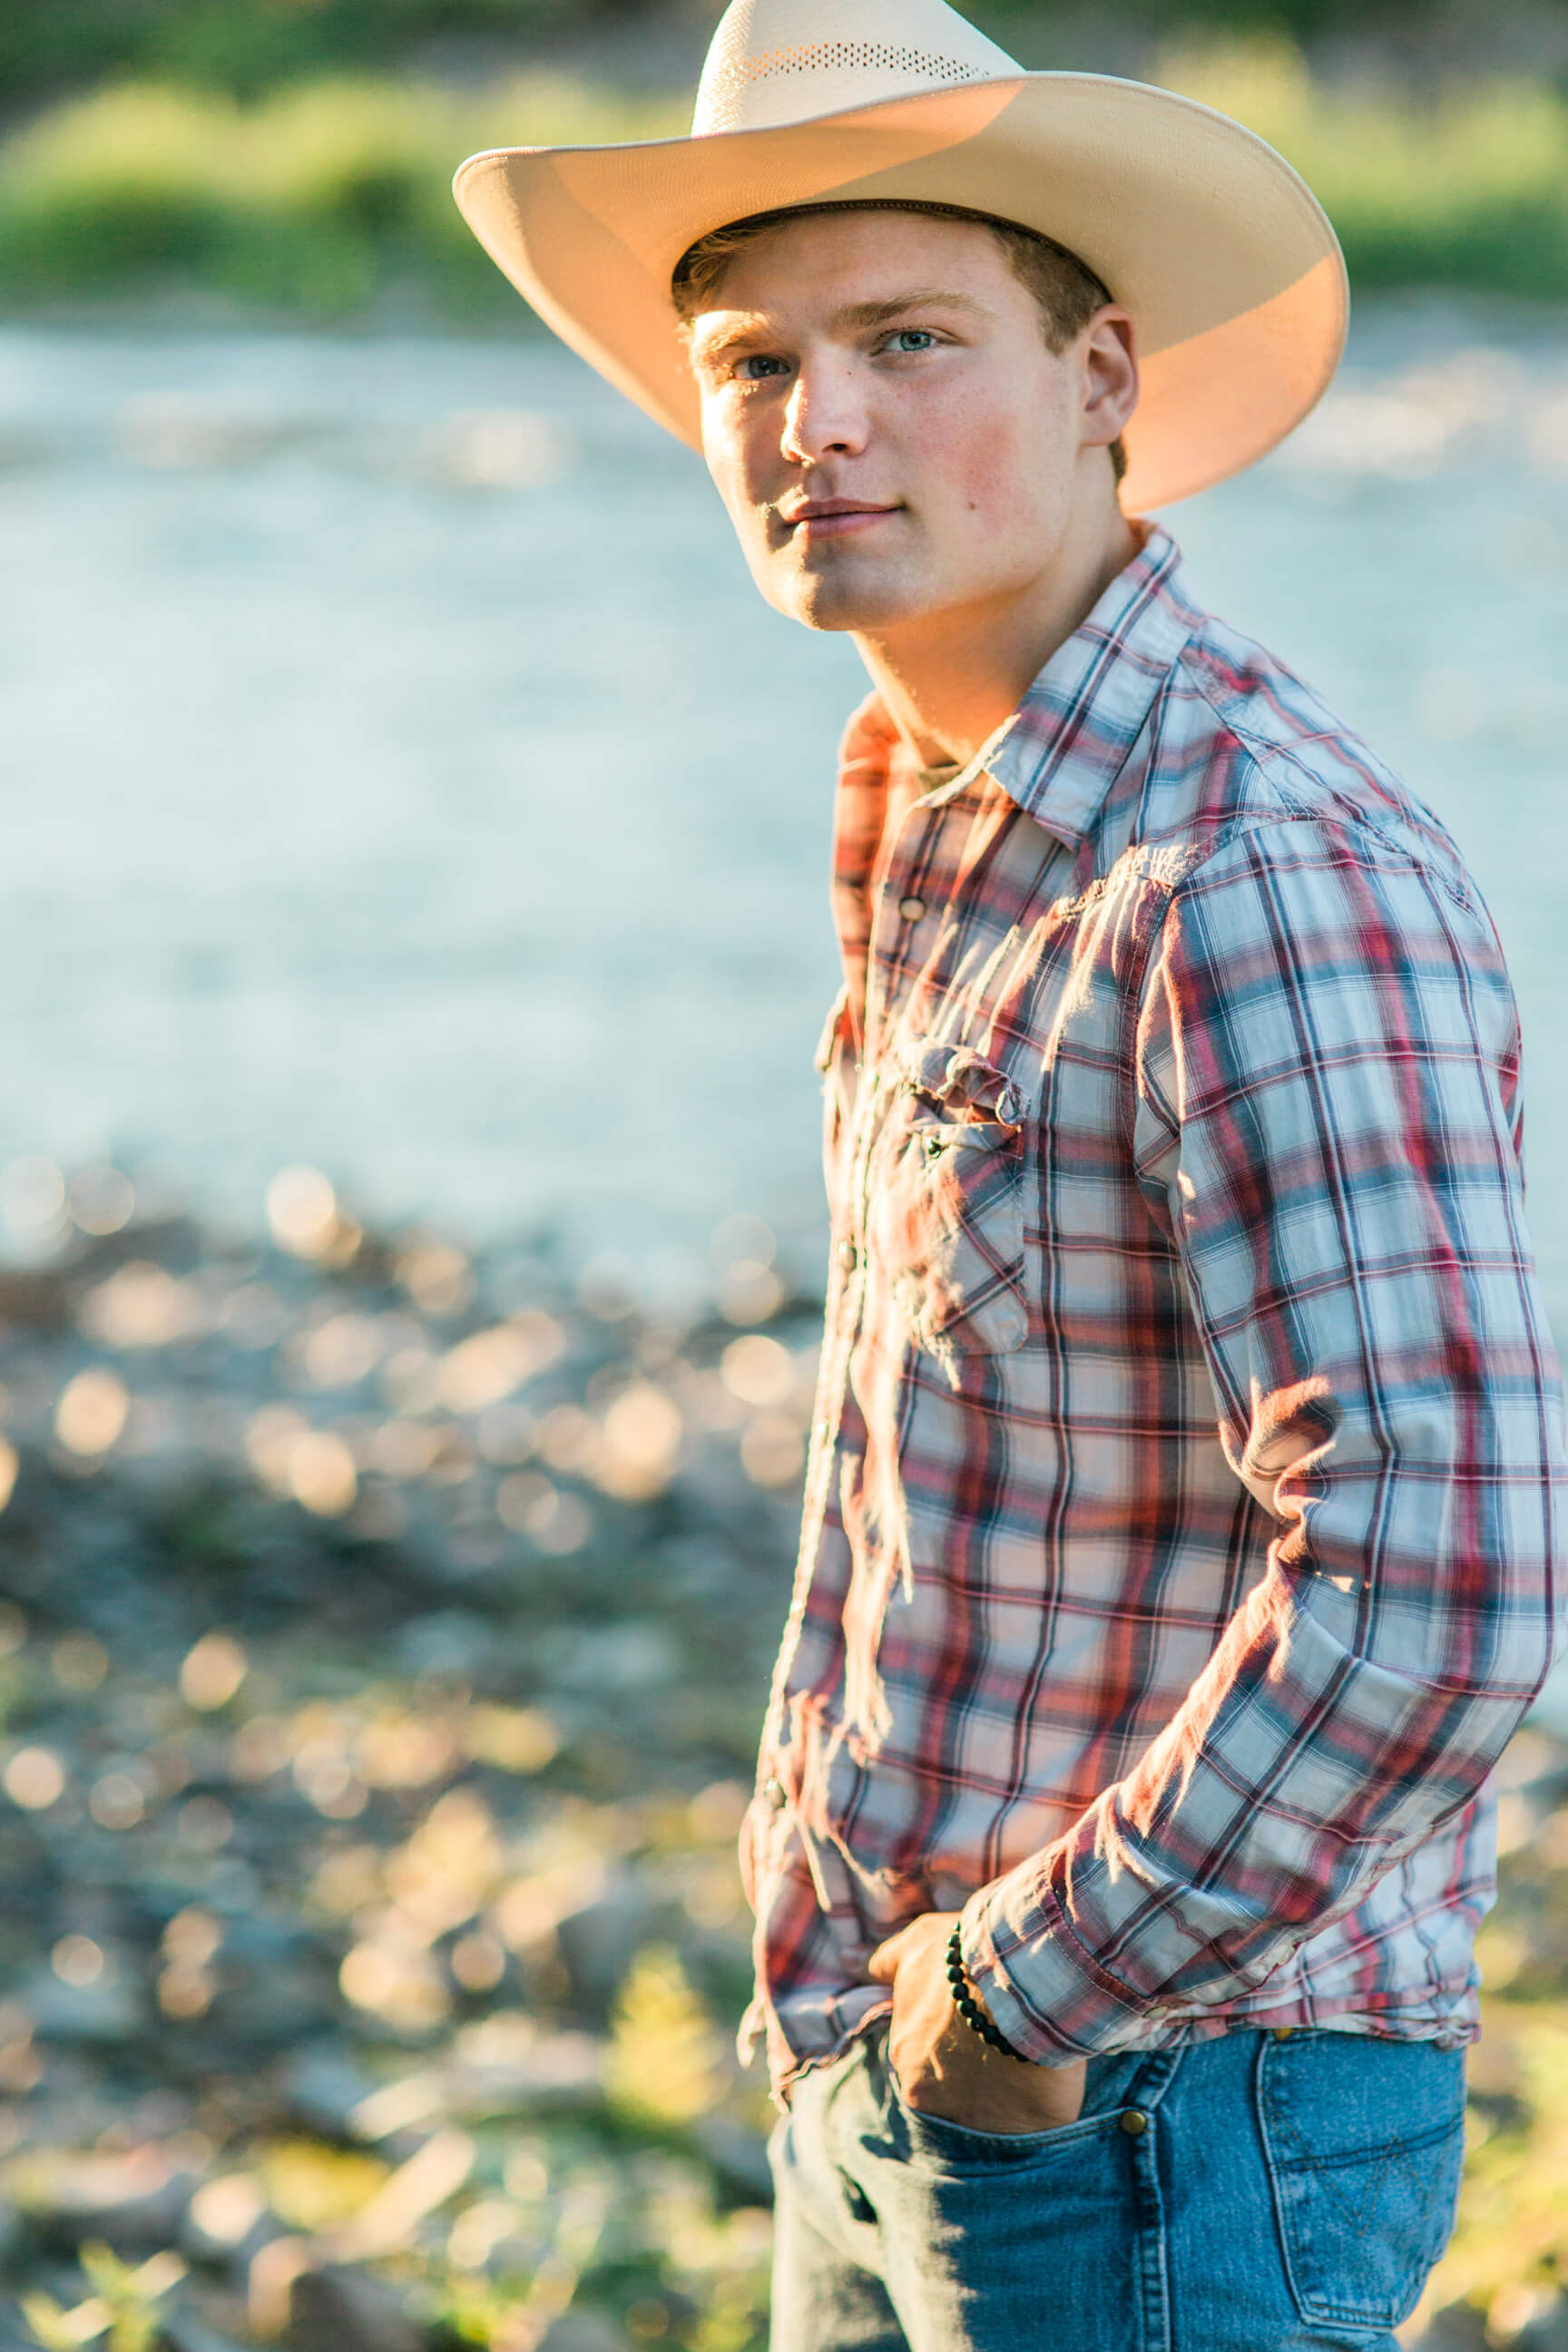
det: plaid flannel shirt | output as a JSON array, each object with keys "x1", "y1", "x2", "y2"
[{"x1": 740, "y1": 522, "x2": 1566, "y2": 2098}]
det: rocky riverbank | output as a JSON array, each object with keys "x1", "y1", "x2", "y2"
[
  {"x1": 0, "y1": 1165, "x2": 813, "y2": 2350},
  {"x1": 0, "y1": 1166, "x2": 1564, "y2": 2350}
]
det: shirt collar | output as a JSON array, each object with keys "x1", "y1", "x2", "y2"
[
  {"x1": 979, "y1": 522, "x2": 1204, "y2": 849},
  {"x1": 828, "y1": 524, "x2": 1205, "y2": 1036}
]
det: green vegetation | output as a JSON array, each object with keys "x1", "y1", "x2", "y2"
[
  {"x1": 1406, "y1": 1789, "x2": 1568, "y2": 2343},
  {"x1": 1, "y1": 39, "x2": 1567, "y2": 318},
  {"x1": 1166, "y1": 39, "x2": 1568, "y2": 300},
  {"x1": 0, "y1": 0, "x2": 1541, "y2": 112},
  {"x1": 0, "y1": 74, "x2": 685, "y2": 318},
  {"x1": 0, "y1": 0, "x2": 662, "y2": 112}
]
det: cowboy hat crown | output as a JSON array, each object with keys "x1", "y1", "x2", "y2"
[
  {"x1": 693, "y1": 0, "x2": 1019, "y2": 135},
  {"x1": 453, "y1": 0, "x2": 1348, "y2": 509}
]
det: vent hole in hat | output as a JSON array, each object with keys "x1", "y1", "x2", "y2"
[{"x1": 708, "y1": 43, "x2": 992, "y2": 98}]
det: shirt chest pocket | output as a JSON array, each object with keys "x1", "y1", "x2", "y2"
[{"x1": 866, "y1": 1039, "x2": 1029, "y2": 1367}]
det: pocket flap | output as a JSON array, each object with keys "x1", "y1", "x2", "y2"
[{"x1": 896, "y1": 1039, "x2": 1022, "y2": 1128}]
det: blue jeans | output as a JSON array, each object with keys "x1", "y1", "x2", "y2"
[{"x1": 769, "y1": 2023, "x2": 1466, "y2": 2351}]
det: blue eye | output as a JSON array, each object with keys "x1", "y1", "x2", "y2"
[
  {"x1": 736, "y1": 354, "x2": 789, "y2": 381},
  {"x1": 889, "y1": 329, "x2": 937, "y2": 353}
]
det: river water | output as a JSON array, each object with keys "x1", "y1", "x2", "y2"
[{"x1": 1, "y1": 299, "x2": 1566, "y2": 1323}]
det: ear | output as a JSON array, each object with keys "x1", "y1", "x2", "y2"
[{"x1": 1081, "y1": 308, "x2": 1139, "y2": 455}]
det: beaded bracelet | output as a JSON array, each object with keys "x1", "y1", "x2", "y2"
[{"x1": 945, "y1": 1924, "x2": 1028, "y2": 2062}]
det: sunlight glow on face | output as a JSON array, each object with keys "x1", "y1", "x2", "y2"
[{"x1": 689, "y1": 212, "x2": 1091, "y2": 636}]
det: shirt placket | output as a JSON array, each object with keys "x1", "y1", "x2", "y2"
[
  {"x1": 821, "y1": 799, "x2": 945, "y2": 1446},
  {"x1": 843, "y1": 801, "x2": 939, "y2": 1293},
  {"x1": 767, "y1": 798, "x2": 947, "y2": 1735}
]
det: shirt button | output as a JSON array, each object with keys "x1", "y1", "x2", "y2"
[
  {"x1": 837, "y1": 1239, "x2": 859, "y2": 1270},
  {"x1": 898, "y1": 896, "x2": 926, "y2": 922},
  {"x1": 1119, "y1": 2108, "x2": 1149, "y2": 2136},
  {"x1": 762, "y1": 1776, "x2": 787, "y2": 1811}
]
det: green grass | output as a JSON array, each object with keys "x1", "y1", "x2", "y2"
[
  {"x1": 0, "y1": 44, "x2": 1566, "y2": 316},
  {"x1": 1161, "y1": 38, "x2": 1568, "y2": 297},
  {"x1": 0, "y1": 74, "x2": 686, "y2": 318},
  {"x1": 3, "y1": 50, "x2": 1568, "y2": 319}
]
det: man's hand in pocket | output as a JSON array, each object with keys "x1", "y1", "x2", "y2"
[{"x1": 867, "y1": 1913, "x2": 1087, "y2": 2133}]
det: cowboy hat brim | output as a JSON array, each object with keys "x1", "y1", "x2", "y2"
[{"x1": 452, "y1": 71, "x2": 1347, "y2": 513}]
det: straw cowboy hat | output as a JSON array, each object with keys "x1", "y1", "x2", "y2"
[{"x1": 452, "y1": 0, "x2": 1348, "y2": 512}]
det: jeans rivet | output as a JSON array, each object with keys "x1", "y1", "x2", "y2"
[{"x1": 1119, "y1": 2108, "x2": 1149, "y2": 2136}]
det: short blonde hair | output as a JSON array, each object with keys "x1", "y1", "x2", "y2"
[{"x1": 671, "y1": 199, "x2": 1127, "y2": 483}]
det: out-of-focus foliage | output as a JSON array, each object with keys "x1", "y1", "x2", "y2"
[
  {"x1": 1165, "y1": 39, "x2": 1568, "y2": 299},
  {"x1": 0, "y1": 74, "x2": 685, "y2": 316},
  {"x1": 1404, "y1": 1735, "x2": 1568, "y2": 2345},
  {"x1": 3, "y1": 44, "x2": 1568, "y2": 314},
  {"x1": 0, "y1": 0, "x2": 1546, "y2": 111},
  {"x1": 607, "y1": 1945, "x2": 728, "y2": 2131},
  {"x1": 0, "y1": 0, "x2": 653, "y2": 110}
]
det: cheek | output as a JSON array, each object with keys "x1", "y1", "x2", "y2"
[
  {"x1": 702, "y1": 426, "x2": 747, "y2": 523},
  {"x1": 702, "y1": 393, "x2": 772, "y2": 493},
  {"x1": 703, "y1": 416, "x2": 783, "y2": 559},
  {"x1": 918, "y1": 380, "x2": 1071, "y2": 534}
]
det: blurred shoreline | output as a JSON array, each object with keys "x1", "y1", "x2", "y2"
[{"x1": 0, "y1": 1167, "x2": 812, "y2": 2347}]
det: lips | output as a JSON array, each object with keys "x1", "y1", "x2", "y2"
[
  {"x1": 781, "y1": 497, "x2": 897, "y2": 522},
  {"x1": 779, "y1": 498, "x2": 901, "y2": 538}
]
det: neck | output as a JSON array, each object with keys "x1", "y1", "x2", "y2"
[{"x1": 851, "y1": 495, "x2": 1141, "y2": 773}]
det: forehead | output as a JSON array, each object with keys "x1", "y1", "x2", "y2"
[{"x1": 701, "y1": 208, "x2": 1015, "y2": 315}]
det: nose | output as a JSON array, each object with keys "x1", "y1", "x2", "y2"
[{"x1": 780, "y1": 358, "x2": 868, "y2": 465}]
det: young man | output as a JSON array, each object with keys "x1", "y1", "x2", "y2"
[{"x1": 456, "y1": 5, "x2": 1566, "y2": 2345}]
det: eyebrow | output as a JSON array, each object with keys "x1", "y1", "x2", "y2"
[
  {"x1": 687, "y1": 287, "x2": 987, "y2": 367},
  {"x1": 829, "y1": 289, "x2": 987, "y2": 328}
]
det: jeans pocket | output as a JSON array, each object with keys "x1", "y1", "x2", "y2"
[
  {"x1": 1256, "y1": 2031, "x2": 1466, "y2": 2332},
  {"x1": 881, "y1": 2039, "x2": 1154, "y2": 2172}
]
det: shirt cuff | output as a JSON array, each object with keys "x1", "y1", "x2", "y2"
[{"x1": 959, "y1": 1860, "x2": 1157, "y2": 2066}]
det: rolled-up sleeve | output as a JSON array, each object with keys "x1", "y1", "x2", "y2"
[{"x1": 963, "y1": 813, "x2": 1567, "y2": 2063}]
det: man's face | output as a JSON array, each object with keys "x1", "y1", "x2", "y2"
[{"x1": 685, "y1": 210, "x2": 1130, "y2": 636}]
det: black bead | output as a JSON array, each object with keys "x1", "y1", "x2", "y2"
[{"x1": 945, "y1": 1924, "x2": 1027, "y2": 2062}]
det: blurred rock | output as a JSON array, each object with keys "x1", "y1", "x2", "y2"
[
  {"x1": 536, "y1": 2317, "x2": 630, "y2": 2352},
  {"x1": 162, "y1": 2306, "x2": 254, "y2": 2352},
  {"x1": 1514, "y1": 2293, "x2": 1568, "y2": 2352},
  {"x1": 1410, "y1": 2302, "x2": 1490, "y2": 2350},
  {"x1": 287, "y1": 2262, "x2": 427, "y2": 2352},
  {"x1": 1, "y1": 2146, "x2": 190, "y2": 2250},
  {"x1": 0, "y1": 2299, "x2": 50, "y2": 2352},
  {"x1": 0, "y1": 1269, "x2": 70, "y2": 1331},
  {"x1": 554, "y1": 1877, "x2": 659, "y2": 2017},
  {"x1": 693, "y1": 2115, "x2": 773, "y2": 2203},
  {"x1": 279, "y1": 2046, "x2": 380, "y2": 2143},
  {"x1": 25, "y1": 1970, "x2": 142, "y2": 2043}
]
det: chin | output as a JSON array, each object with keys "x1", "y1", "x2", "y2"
[{"x1": 762, "y1": 558, "x2": 930, "y2": 636}]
